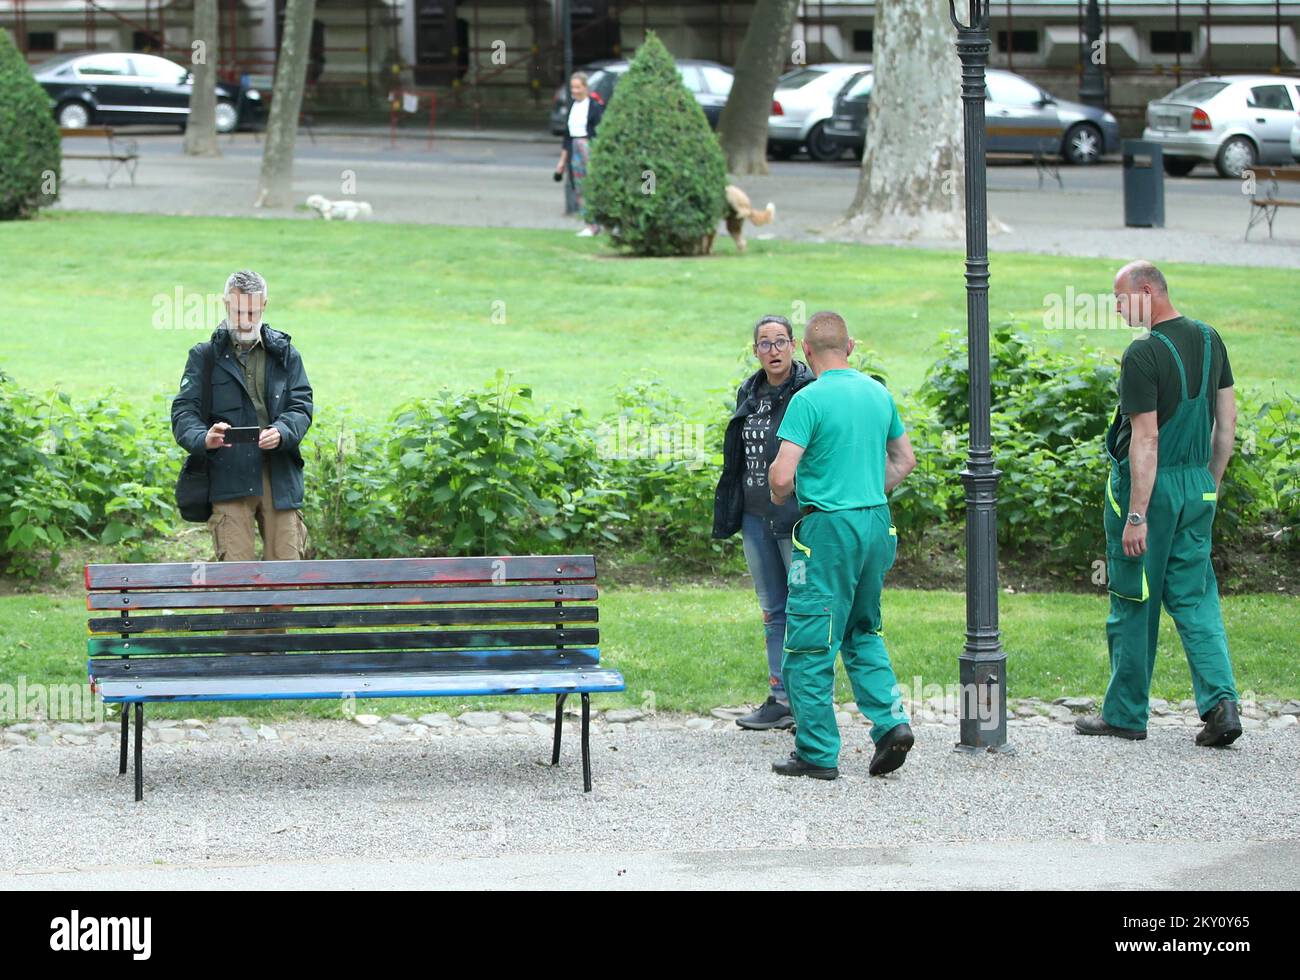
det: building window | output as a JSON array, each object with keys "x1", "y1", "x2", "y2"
[
  {"x1": 851, "y1": 29, "x2": 873, "y2": 53},
  {"x1": 1151, "y1": 30, "x2": 1194, "y2": 55},
  {"x1": 132, "y1": 31, "x2": 161, "y2": 52},
  {"x1": 27, "y1": 31, "x2": 56, "y2": 51},
  {"x1": 996, "y1": 30, "x2": 1039, "y2": 54}
]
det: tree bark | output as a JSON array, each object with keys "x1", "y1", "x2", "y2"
[
  {"x1": 255, "y1": 0, "x2": 318, "y2": 208},
  {"x1": 182, "y1": 0, "x2": 220, "y2": 157},
  {"x1": 837, "y1": 0, "x2": 981, "y2": 240},
  {"x1": 716, "y1": 0, "x2": 800, "y2": 176}
]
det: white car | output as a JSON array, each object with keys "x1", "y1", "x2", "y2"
[
  {"x1": 1292, "y1": 119, "x2": 1300, "y2": 163},
  {"x1": 768, "y1": 63, "x2": 870, "y2": 161},
  {"x1": 1143, "y1": 74, "x2": 1300, "y2": 177}
]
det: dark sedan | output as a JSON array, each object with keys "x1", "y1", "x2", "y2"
[
  {"x1": 33, "y1": 51, "x2": 264, "y2": 133},
  {"x1": 549, "y1": 58, "x2": 734, "y2": 134},
  {"x1": 826, "y1": 68, "x2": 1119, "y2": 165}
]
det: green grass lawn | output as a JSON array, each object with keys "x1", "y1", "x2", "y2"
[
  {"x1": 1, "y1": 212, "x2": 1296, "y2": 423},
  {"x1": 2, "y1": 588, "x2": 1295, "y2": 723}
]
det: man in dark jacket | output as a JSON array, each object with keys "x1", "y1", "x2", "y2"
[
  {"x1": 713, "y1": 314, "x2": 814, "y2": 730},
  {"x1": 171, "y1": 270, "x2": 314, "y2": 562}
]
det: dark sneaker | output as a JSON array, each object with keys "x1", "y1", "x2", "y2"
[
  {"x1": 1196, "y1": 699, "x2": 1243, "y2": 748},
  {"x1": 772, "y1": 751, "x2": 838, "y2": 780},
  {"x1": 868, "y1": 723, "x2": 914, "y2": 776},
  {"x1": 736, "y1": 696, "x2": 795, "y2": 731},
  {"x1": 1074, "y1": 715, "x2": 1147, "y2": 740}
]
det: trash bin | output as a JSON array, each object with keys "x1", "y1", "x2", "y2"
[{"x1": 1123, "y1": 140, "x2": 1165, "y2": 228}]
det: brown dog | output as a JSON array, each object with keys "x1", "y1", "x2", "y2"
[{"x1": 701, "y1": 185, "x2": 775, "y2": 254}]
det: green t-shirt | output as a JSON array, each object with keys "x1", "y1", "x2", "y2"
[
  {"x1": 775, "y1": 368, "x2": 905, "y2": 511},
  {"x1": 1112, "y1": 316, "x2": 1233, "y2": 460}
]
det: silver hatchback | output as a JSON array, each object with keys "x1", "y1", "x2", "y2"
[{"x1": 1143, "y1": 75, "x2": 1300, "y2": 177}]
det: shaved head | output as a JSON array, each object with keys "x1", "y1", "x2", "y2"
[
  {"x1": 1115, "y1": 260, "x2": 1167, "y2": 297},
  {"x1": 805, "y1": 311, "x2": 850, "y2": 355}
]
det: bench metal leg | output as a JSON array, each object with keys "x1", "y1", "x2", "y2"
[
  {"x1": 581, "y1": 693, "x2": 592, "y2": 793},
  {"x1": 134, "y1": 702, "x2": 143, "y2": 803},
  {"x1": 551, "y1": 693, "x2": 567, "y2": 765},
  {"x1": 118, "y1": 706, "x2": 129, "y2": 775}
]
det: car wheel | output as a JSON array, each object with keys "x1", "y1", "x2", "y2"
[
  {"x1": 1162, "y1": 157, "x2": 1198, "y2": 177},
  {"x1": 1215, "y1": 136, "x2": 1256, "y2": 179},
  {"x1": 214, "y1": 101, "x2": 239, "y2": 134},
  {"x1": 57, "y1": 101, "x2": 91, "y2": 129},
  {"x1": 1062, "y1": 123, "x2": 1102, "y2": 165},
  {"x1": 805, "y1": 122, "x2": 843, "y2": 162},
  {"x1": 768, "y1": 143, "x2": 795, "y2": 161}
]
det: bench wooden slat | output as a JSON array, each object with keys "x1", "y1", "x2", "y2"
[
  {"x1": 1255, "y1": 167, "x2": 1300, "y2": 182},
  {"x1": 88, "y1": 604, "x2": 598, "y2": 635},
  {"x1": 90, "y1": 647, "x2": 601, "y2": 679},
  {"x1": 85, "y1": 556, "x2": 597, "y2": 590},
  {"x1": 89, "y1": 626, "x2": 600, "y2": 657},
  {"x1": 95, "y1": 667, "x2": 626, "y2": 703},
  {"x1": 87, "y1": 582, "x2": 599, "y2": 610},
  {"x1": 1253, "y1": 199, "x2": 1300, "y2": 207}
]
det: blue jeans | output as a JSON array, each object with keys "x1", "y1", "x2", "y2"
[{"x1": 741, "y1": 511, "x2": 793, "y2": 702}]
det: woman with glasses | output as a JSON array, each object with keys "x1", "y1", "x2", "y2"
[{"x1": 713, "y1": 315, "x2": 814, "y2": 731}]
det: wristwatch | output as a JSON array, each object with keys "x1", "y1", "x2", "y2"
[{"x1": 1126, "y1": 512, "x2": 1146, "y2": 526}]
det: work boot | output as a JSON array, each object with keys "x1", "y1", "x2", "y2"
[
  {"x1": 771, "y1": 751, "x2": 838, "y2": 780},
  {"x1": 868, "y1": 722, "x2": 914, "y2": 776},
  {"x1": 1074, "y1": 715, "x2": 1147, "y2": 740},
  {"x1": 736, "y1": 696, "x2": 795, "y2": 731},
  {"x1": 1196, "y1": 699, "x2": 1243, "y2": 748}
]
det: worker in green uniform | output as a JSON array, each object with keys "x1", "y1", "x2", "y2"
[
  {"x1": 767, "y1": 311, "x2": 917, "y2": 780},
  {"x1": 1076, "y1": 260, "x2": 1242, "y2": 747}
]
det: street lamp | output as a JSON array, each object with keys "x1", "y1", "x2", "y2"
[
  {"x1": 948, "y1": 0, "x2": 1009, "y2": 754},
  {"x1": 1079, "y1": 0, "x2": 1107, "y2": 109}
]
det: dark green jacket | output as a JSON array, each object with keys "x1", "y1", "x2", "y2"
[{"x1": 171, "y1": 325, "x2": 313, "y2": 510}]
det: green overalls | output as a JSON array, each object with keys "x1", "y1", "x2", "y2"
[
  {"x1": 1101, "y1": 322, "x2": 1238, "y2": 730},
  {"x1": 782, "y1": 508, "x2": 908, "y2": 769}
]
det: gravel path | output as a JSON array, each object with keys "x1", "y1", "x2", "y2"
[{"x1": 3, "y1": 717, "x2": 1296, "y2": 883}]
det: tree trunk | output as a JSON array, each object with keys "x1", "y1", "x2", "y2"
[
  {"x1": 837, "y1": 0, "x2": 981, "y2": 240},
  {"x1": 255, "y1": 0, "x2": 318, "y2": 208},
  {"x1": 182, "y1": 0, "x2": 220, "y2": 157},
  {"x1": 716, "y1": 0, "x2": 800, "y2": 176}
]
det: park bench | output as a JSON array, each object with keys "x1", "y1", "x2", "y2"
[
  {"x1": 85, "y1": 555, "x2": 622, "y2": 801},
  {"x1": 1245, "y1": 166, "x2": 1300, "y2": 240},
  {"x1": 986, "y1": 124, "x2": 1063, "y2": 190},
  {"x1": 60, "y1": 127, "x2": 139, "y2": 188}
]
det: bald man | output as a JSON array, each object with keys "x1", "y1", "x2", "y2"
[
  {"x1": 1075, "y1": 261, "x2": 1242, "y2": 747},
  {"x1": 767, "y1": 311, "x2": 917, "y2": 780}
]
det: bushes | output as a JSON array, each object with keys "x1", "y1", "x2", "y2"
[
  {"x1": 585, "y1": 32, "x2": 727, "y2": 256},
  {"x1": 0, "y1": 29, "x2": 60, "y2": 220}
]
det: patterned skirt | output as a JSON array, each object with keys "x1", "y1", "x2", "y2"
[{"x1": 570, "y1": 137, "x2": 591, "y2": 220}]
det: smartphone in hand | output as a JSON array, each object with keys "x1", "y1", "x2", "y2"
[{"x1": 222, "y1": 426, "x2": 262, "y2": 445}]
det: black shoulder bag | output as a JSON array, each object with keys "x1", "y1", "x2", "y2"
[{"x1": 175, "y1": 343, "x2": 215, "y2": 523}]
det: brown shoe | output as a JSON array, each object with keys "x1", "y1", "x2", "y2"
[{"x1": 1074, "y1": 715, "x2": 1147, "y2": 740}]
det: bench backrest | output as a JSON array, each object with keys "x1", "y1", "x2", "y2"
[
  {"x1": 61, "y1": 127, "x2": 116, "y2": 139},
  {"x1": 86, "y1": 555, "x2": 600, "y2": 679}
]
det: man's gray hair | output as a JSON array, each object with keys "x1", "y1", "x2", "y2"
[
  {"x1": 1118, "y1": 260, "x2": 1167, "y2": 296},
  {"x1": 224, "y1": 270, "x2": 268, "y2": 299}
]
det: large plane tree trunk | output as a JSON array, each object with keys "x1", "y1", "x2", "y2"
[
  {"x1": 837, "y1": 0, "x2": 970, "y2": 239},
  {"x1": 182, "y1": 0, "x2": 220, "y2": 157},
  {"x1": 255, "y1": 0, "x2": 317, "y2": 208},
  {"x1": 716, "y1": 0, "x2": 801, "y2": 176}
]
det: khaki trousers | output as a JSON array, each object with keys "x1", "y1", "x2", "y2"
[{"x1": 208, "y1": 465, "x2": 308, "y2": 637}]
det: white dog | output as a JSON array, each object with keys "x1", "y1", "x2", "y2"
[{"x1": 306, "y1": 194, "x2": 373, "y2": 221}]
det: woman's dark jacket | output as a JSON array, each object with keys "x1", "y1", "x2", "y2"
[
  {"x1": 562, "y1": 97, "x2": 603, "y2": 152},
  {"x1": 712, "y1": 360, "x2": 814, "y2": 541}
]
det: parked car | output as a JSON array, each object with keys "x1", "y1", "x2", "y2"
[
  {"x1": 826, "y1": 68, "x2": 1120, "y2": 165},
  {"x1": 1143, "y1": 74, "x2": 1300, "y2": 177},
  {"x1": 548, "y1": 59, "x2": 734, "y2": 134},
  {"x1": 767, "y1": 63, "x2": 869, "y2": 161},
  {"x1": 1292, "y1": 118, "x2": 1300, "y2": 163},
  {"x1": 33, "y1": 51, "x2": 264, "y2": 133}
]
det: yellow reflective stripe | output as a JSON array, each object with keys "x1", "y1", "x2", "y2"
[
  {"x1": 1141, "y1": 566, "x2": 1149, "y2": 602},
  {"x1": 791, "y1": 521, "x2": 811, "y2": 558},
  {"x1": 1203, "y1": 491, "x2": 1217, "y2": 501},
  {"x1": 1105, "y1": 474, "x2": 1122, "y2": 517}
]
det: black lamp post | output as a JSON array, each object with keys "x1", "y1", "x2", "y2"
[
  {"x1": 1079, "y1": 0, "x2": 1107, "y2": 109},
  {"x1": 948, "y1": 0, "x2": 1009, "y2": 754}
]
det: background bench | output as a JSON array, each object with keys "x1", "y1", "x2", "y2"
[
  {"x1": 1246, "y1": 166, "x2": 1300, "y2": 240},
  {"x1": 987, "y1": 124, "x2": 1063, "y2": 190},
  {"x1": 61, "y1": 127, "x2": 139, "y2": 188},
  {"x1": 86, "y1": 555, "x2": 622, "y2": 800}
]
